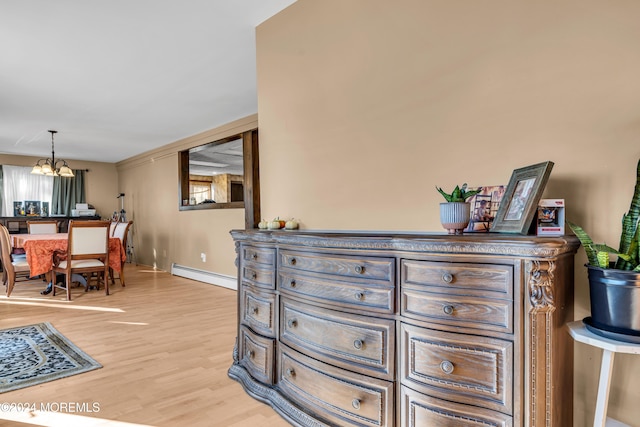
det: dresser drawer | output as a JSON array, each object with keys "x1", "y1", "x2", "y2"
[
  {"x1": 278, "y1": 346, "x2": 394, "y2": 427},
  {"x1": 402, "y1": 287, "x2": 513, "y2": 333},
  {"x1": 242, "y1": 245, "x2": 276, "y2": 267},
  {"x1": 280, "y1": 297, "x2": 394, "y2": 380},
  {"x1": 401, "y1": 385, "x2": 513, "y2": 427},
  {"x1": 241, "y1": 265, "x2": 275, "y2": 289},
  {"x1": 239, "y1": 325, "x2": 275, "y2": 385},
  {"x1": 401, "y1": 259, "x2": 513, "y2": 298},
  {"x1": 240, "y1": 284, "x2": 277, "y2": 338},
  {"x1": 279, "y1": 250, "x2": 394, "y2": 284},
  {"x1": 279, "y1": 270, "x2": 394, "y2": 314},
  {"x1": 400, "y1": 322, "x2": 513, "y2": 415}
]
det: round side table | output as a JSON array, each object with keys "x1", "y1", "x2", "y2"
[{"x1": 566, "y1": 320, "x2": 640, "y2": 427}]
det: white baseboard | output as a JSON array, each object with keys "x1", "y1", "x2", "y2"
[
  {"x1": 170, "y1": 264, "x2": 237, "y2": 290},
  {"x1": 607, "y1": 417, "x2": 630, "y2": 427}
]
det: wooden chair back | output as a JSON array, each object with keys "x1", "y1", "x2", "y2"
[
  {"x1": 27, "y1": 220, "x2": 58, "y2": 234},
  {"x1": 0, "y1": 224, "x2": 30, "y2": 296}
]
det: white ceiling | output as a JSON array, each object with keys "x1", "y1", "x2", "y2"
[{"x1": 0, "y1": 0, "x2": 296, "y2": 164}]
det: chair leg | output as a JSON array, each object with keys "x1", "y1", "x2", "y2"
[
  {"x1": 66, "y1": 272, "x2": 72, "y2": 301},
  {"x1": 119, "y1": 263, "x2": 126, "y2": 287},
  {"x1": 6, "y1": 276, "x2": 15, "y2": 297},
  {"x1": 104, "y1": 269, "x2": 110, "y2": 296}
]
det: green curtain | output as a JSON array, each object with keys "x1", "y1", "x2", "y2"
[{"x1": 52, "y1": 170, "x2": 86, "y2": 215}]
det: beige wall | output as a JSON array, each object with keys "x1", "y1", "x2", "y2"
[
  {"x1": 115, "y1": 116, "x2": 256, "y2": 276},
  {"x1": 256, "y1": 1, "x2": 640, "y2": 425},
  {"x1": 0, "y1": 154, "x2": 118, "y2": 217}
]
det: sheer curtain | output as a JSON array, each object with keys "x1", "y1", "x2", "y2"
[{"x1": 1, "y1": 165, "x2": 54, "y2": 217}]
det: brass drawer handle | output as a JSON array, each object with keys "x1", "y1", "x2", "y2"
[
  {"x1": 353, "y1": 339, "x2": 364, "y2": 350},
  {"x1": 442, "y1": 273, "x2": 453, "y2": 283},
  {"x1": 250, "y1": 272, "x2": 257, "y2": 280},
  {"x1": 287, "y1": 319, "x2": 298, "y2": 328},
  {"x1": 246, "y1": 350, "x2": 255, "y2": 359},
  {"x1": 443, "y1": 305, "x2": 454, "y2": 315},
  {"x1": 352, "y1": 399, "x2": 361, "y2": 410},
  {"x1": 251, "y1": 253, "x2": 258, "y2": 260},
  {"x1": 289, "y1": 258, "x2": 297, "y2": 265},
  {"x1": 440, "y1": 360, "x2": 454, "y2": 374},
  {"x1": 251, "y1": 306, "x2": 259, "y2": 315},
  {"x1": 354, "y1": 292, "x2": 364, "y2": 301},
  {"x1": 286, "y1": 368, "x2": 295, "y2": 377},
  {"x1": 290, "y1": 280, "x2": 296, "y2": 288},
  {"x1": 354, "y1": 265, "x2": 365, "y2": 274}
]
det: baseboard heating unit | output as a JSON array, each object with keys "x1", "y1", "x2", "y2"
[{"x1": 170, "y1": 264, "x2": 237, "y2": 290}]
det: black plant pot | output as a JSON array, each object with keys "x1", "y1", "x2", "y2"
[{"x1": 585, "y1": 265, "x2": 640, "y2": 343}]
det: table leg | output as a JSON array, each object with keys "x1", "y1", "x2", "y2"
[{"x1": 594, "y1": 349, "x2": 615, "y2": 427}]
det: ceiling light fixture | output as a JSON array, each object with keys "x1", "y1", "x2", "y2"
[{"x1": 31, "y1": 130, "x2": 74, "y2": 177}]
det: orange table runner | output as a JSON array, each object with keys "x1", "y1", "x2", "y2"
[{"x1": 14, "y1": 233, "x2": 125, "y2": 277}]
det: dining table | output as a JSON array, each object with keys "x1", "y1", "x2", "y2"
[{"x1": 12, "y1": 232, "x2": 126, "y2": 278}]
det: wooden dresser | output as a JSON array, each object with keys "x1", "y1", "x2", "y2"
[{"x1": 228, "y1": 230, "x2": 579, "y2": 427}]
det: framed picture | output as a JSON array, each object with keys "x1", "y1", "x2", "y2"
[
  {"x1": 42, "y1": 201, "x2": 50, "y2": 217},
  {"x1": 465, "y1": 185, "x2": 507, "y2": 232},
  {"x1": 491, "y1": 161, "x2": 554, "y2": 234},
  {"x1": 13, "y1": 201, "x2": 24, "y2": 217},
  {"x1": 24, "y1": 200, "x2": 41, "y2": 216}
]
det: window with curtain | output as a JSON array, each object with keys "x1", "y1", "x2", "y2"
[
  {"x1": 1, "y1": 165, "x2": 53, "y2": 217},
  {"x1": 0, "y1": 166, "x2": 87, "y2": 217}
]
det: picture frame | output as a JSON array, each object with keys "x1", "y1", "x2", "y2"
[
  {"x1": 491, "y1": 161, "x2": 554, "y2": 234},
  {"x1": 42, "y1": 201, "x2": 50, "y2": 217},
  {"x1": 465, "y1": 185, "x2": 507, "y2": 232},
  {"x1": 13, "y1": 201, "x2": 24, "y2": 217},
  {"x1": 24, "y1": 200, "x2": 41, "y2": 216}
]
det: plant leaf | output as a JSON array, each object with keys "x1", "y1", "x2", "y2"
[{"x1": 566, "y1": 221, "x2": 600, "y2": 266}]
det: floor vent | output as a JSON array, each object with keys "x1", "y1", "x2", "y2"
[{"x1": 170, "y1": 264, "x2": 237, "y2": 290}]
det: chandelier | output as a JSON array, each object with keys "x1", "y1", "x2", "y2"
[{"x1": 31, "y1": 130, "x2": 74, "y2": 177}]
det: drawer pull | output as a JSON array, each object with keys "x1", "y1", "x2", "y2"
[
  {"x1": 246, "y1": 350, "x2": 254, "y2": 359},
  {"x1": 287, "y1": 319, "x2": 298, "y2": 328},
  {"x1": 354, "y1": 292, "x2": 364, "y2": 300},
  {"x1": 442, "y1": 273, "x2": 453, "y2": 283},
  {"x1": 440, "y1": 360, "x2": 454, "y2": 374},
  {"x1": 289, "y1": 258, "x2": 297, "y2": 266},
  {"x1": 354, "y1": 265, "x2": 365, "y2": 274},
  {"x1": 251, "y1": 306, "x2": 259, "y2": 315},
  {"x1": 443, "y1": 305, "x2": 454, "y2": 315},
  {"x1": 251, "y1": 253, "x2": 258, "y2": 260},
  {"x1": 250, "y1": 272, "x2": 257, "y2": 280},
  {"x1": 289, "y1": 279, "x2": 296, "y2": 288},
  {"x1": 353, "y1": 339, "x2": 364, "y2": 350},
  {"x1": 286, "y1": 368, "x2": 295, "y2": 377},
  {"x1": 352, "y1": 399, "x2": 361, "y2": 410}
]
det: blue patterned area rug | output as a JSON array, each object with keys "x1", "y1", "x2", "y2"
[{"x1": 0, "y1": 322, "x2": 101, "y2": 393}]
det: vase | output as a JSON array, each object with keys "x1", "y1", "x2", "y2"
[
  {"x1": 439, "y1": 202, "x2": 471, "y2": 235},
  {"x1": 585, "y1": 265, "x2": 640, "y2": 343}
]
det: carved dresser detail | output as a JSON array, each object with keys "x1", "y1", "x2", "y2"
[{"x1": 229, "y1": 230, "x2": 579, "y2": 427}]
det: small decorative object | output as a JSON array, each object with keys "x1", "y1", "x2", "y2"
[
  {"x1": 267, "y1": 217, "x2": 286, "y2": 229},
  {"x1": 491, "y1": 161, "x2": 554, "y2": 234},
  {"x1": 13, "y1": 201, "x2": 23, "y2": 217},
  {"x1": 24, "y1": 200, "x2": 41, "y2": 216},
  {"x1": 41, "y1": 201, "x2": 49, "y2": 217},
  {"x1": 436, "y1": 183, "x2": 482, "y2": 235},
  {"x1": 567, "y1": 158, "x2": 640, "y2": 343},
  {"x1": 258, "y1": 219, "x2": 269, "y2": 229},
  {"x1": 285, "y1": 218, "x2": 299, "y2": 230},
  {"x1": 536, "y1": 199, "x2": 564, "y2": 236}
]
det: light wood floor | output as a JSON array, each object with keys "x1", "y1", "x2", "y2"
[{"x1": 0, "y1": 265, "x2": 290, "y2": 427}]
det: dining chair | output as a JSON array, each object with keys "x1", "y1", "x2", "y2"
[
  {"x1": 110, "y1": 221, "x2": 133, "y2": 287},
  {"x1": 27, "y1": 220, "x2": 58, "y2": 234},
  {"x1": 0, "y1": 224, "x2": 31, "y2": 297},
  {"x1": 51, "y1": 220, "x2": 110, "y2": 301}
]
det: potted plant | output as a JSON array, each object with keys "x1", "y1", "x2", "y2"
[
  {"x1": 436, "y1": 183, "x2": 482, "y2": 235},
  {"x1": 567, "y1": 158, "x2": 640, "y2": 342}
]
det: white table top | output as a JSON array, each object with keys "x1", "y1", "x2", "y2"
[{"x1": 567, "y1": 320, "x2": 640, "y2": 354}]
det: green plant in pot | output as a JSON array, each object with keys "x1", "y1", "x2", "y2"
[
  {"x1": 436, "y1": 183, "x2": 482, "y2": 235},
  {"x1": 567, "y1": 158, "x2": 640, "y2": 342}
]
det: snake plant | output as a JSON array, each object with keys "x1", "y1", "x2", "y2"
[
  {"x1": 436, "y1": 183, "x2": 482, "y2": 203},
  {"x1": 567, "y1": 158, "x2": 640, "y2": 271}
]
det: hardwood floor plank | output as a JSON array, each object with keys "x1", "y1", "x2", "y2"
[{"x1": 0, "y1": 265, "x2": 290, "y2": 427}]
